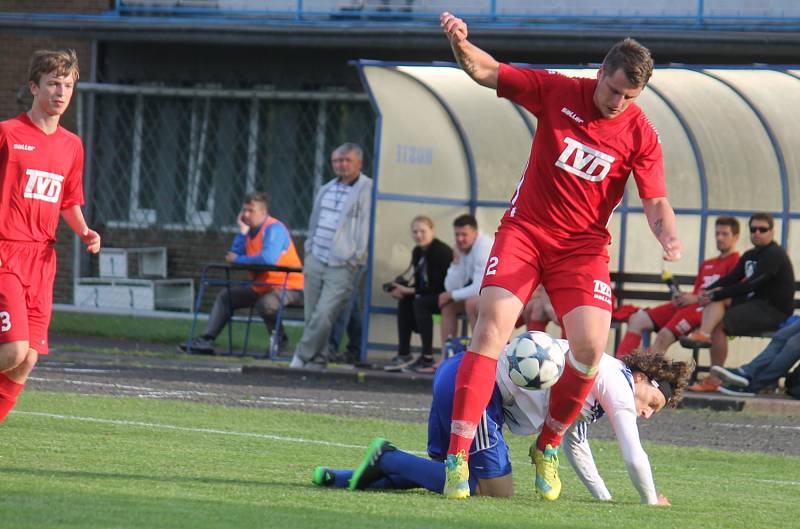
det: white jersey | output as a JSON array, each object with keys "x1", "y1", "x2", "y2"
[{"x1": 496, "y1": 342, "x2": 659, "y2": 504}]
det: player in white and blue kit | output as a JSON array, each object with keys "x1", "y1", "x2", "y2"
[{"x1": 313, "y1": 340, "x2": 690, "y2": 504}]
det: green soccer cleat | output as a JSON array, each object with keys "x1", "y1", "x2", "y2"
[
  {"x1": 311, "y1": 466, "x2": 336, "y2": 487},
  {"x1": 530, "y1": 437, "x2": 561, "y2": 501},
  {"x1": 348, "y1": 437, "x2": 396, "y2": 490},
  {"x1": 443, "y1": 450, "x2": 470, "y2": 499}
]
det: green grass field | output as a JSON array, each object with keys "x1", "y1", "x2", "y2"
[
  {"x1": 1, "y1": 391, "x2": 797, "y2": 529},
  {"x1": 50, "y1": 311, "x2": 305, "y2": 353}
]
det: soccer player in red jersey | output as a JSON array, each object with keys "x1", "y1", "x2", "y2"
[
  {"x1": 439, "y1": 13, "x2": 683, "y2": 500},
  {"x1": 0, "y1": 49, "x2": 101, "y2": 423},
  {"x1": 616, "y1": 217, "x2": 740, "y2": 359}
]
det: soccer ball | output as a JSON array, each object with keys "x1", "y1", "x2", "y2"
[{"x1": 505, "y1": 331, "x2": 566, "y2": 390}]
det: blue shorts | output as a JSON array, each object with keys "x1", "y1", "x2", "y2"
[{"x1": 427, "y1": 354, "x2": 512, "y2": 480}]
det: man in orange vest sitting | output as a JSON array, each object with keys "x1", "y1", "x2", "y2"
[{"x1": 180, "y1": 191, "x2": 303, "y2": 354}]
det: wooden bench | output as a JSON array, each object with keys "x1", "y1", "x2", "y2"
[
  {"x1": 611, "y1": 272, "x2": 800, "y2": 381},
  {"x1": 609, "y1": 271, "x2": 697, "y2": 350}
]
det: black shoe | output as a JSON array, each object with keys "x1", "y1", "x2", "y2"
[
  {"x1": 679, "y1": 332, "x2": 712, "y2": 349},
  {"x1": 329, "y1": 348, "x2": 359, "y2": 365},
  {"x1": 384, "y1": 355, "x2": 415, "y2": 372},
  {"x1": 348, "y1": 438, "x2": 396, "y2": 490},
  {"x1": 178, "y1": 336, "x2": 215, "y2": 354},
  {"x1": 410, "y1": 355, "x2": 436, "y2": 373}
]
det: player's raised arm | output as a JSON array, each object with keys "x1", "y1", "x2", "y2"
[
  {"x1": 642, "y1": 197, "x2": 682, "y2": 261},
  {"x1": 440, "y1": 12, "x2": 499, "y2": 89}
]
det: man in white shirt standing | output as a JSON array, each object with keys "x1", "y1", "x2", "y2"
[
  {"x1": 290, "y1": 143, "x2": 372, "y2": 369},
  {"x1": 439, "y1": 214, "x2": 493, "y2": 351}
]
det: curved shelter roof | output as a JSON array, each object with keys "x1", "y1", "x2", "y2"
[{"x1": 356, "y1": 62, "x2": 800, "y2": 354}]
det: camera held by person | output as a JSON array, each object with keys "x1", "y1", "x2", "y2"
[{"x1": 383, "y1": 276, "x2": 409, "y2": 293}]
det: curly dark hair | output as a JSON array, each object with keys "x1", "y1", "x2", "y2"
[{"x1": 621, "y1": 350, "x2": 692, "y2": 407}]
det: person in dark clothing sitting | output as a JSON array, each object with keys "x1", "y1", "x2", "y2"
[
  {"x1": 682, "y1": 212, "x2": 796, "y2": 392},
  {"x1": 385, "y1": 216, "x2": 453, "y2": 373}
]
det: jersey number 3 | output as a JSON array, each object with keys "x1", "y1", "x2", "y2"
[{"x1": 0, "y1": 311, "x2": 11, "y2": 333}]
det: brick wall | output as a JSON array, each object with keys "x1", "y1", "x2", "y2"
[
  {"x1": 2, "y1": 2, "x2": 109, "y2": 303},
  {"x1": 0, "y1": 36, "x2": 92, "y2": 124},
  {"x1": 74, "y1": 227, "x2": 307, "y2": 312},
  {"x1": 2, "y1": 36, "x2": 94, "y2": 303},
  {"x1": 3, "y1": 1, "x2": 111, "y2": 14}
]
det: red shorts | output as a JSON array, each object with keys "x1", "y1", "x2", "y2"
[
  {"x1": 645, "y1": 302, "x2": 702, "y2": 337},
  {"x1": 0, "y1": 241, "x2": 56, "y2": 355},
  {"x1": 480, "y1": 216, "x2": 612, "y2": 319}
]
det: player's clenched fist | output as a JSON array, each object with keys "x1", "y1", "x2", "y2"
[
  {"x1": 81, "y1": 227, "x2": 102, "y2": 254},
  {"x1": 440, "y1": 12, "x2": 468, "y2": 44},
  {"x1": 661, "y1": 236, "x2": 683, "y2": 262}
]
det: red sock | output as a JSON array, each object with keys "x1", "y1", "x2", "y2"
[
  {"x1": 537, "y1": 361, "x2": 596, "y2": 450},
  {"x1": 526, "y1": 320, "x2": 547, "y2": 332},
  {"x1": 448, "y1": 351, "x2": 498, "y2": 459},
  {"x1": 615, "y1": 331, "x2": 642, "y2": 358},
  {"x1": 0, "y1": 373, "x2": 24, "y2": 423}
]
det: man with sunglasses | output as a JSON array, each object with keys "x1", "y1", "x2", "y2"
[{"x1": 682, "y1": 212, "x2": 795, "y2": 392}]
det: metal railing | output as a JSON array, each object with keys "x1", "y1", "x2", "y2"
[
  {"x1": 76, "y1": 82, "x2": 373, "y2": 234},
  {"x1": 115, "y1": 1, "x2": 800, "y2": 26}
]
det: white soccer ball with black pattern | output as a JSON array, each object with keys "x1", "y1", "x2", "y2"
[{"x1": 505, "y1": 331, "x2": 566, "y2": 390}]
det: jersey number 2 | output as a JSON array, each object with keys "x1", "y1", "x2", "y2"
[{"x1": 485, "y1": 256, "x2": 499, "y2": 276}]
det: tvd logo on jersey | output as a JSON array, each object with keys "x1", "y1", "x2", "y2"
[
  {"x1": 592, "y1": 280, "x2": 612, "y2": 305},
  {"x1": 555, "y1": 137, "x2": 616, "y2": 182},
  {"x1": 23, "y1": 169, "x2": 64, "y2": 203}
]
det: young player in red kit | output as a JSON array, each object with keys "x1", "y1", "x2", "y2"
[
  {"x1": 615, "y1": 216, "x2": 740, "y2": 359},
  {"x1": 0, "y1": 49, "x2": 101, "y2": 423},
  {"x1": 439, "y1": 13, "x2": 683, "y2": 500}
]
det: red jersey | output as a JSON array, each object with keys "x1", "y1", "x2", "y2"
[
  {"x1": 0, "y1": 113, "x2": 84, "y2": 243},
  {"x1": 692, "y1": 252, "x2": 739, "y2": 294},
  {"x1": 497, "y1": 64, "x2": 666, "y2": 243}
]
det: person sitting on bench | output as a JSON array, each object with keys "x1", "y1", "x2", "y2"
[
  {"x1": 681, "y1": 212, "x2": 795, "y2": 392},
  {"x1": 615, "y1": 216, "x2": 740, "y2": 359},
  {"x1": 181, "y1": 191, "x2": 303, "y2": 355}
]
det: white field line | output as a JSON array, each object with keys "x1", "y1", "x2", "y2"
[
  {"x1": 12, "y1": 410, "x2": 427, "y2": 455},
  {"x1": 60, "y1": 368, "x2": 118, "y2": 374},
  {"x1": 711, "y1": 422, "x2": 800, "y2": 432},
  {"x1": 9, "y1": 412, "x2": 799, "y2": 485},
  {"x1": 28, "y1": 377, "x2": 167, "y2": 392},
  {"x1": 756, "y1": 479, "x2": 800, "y2": 486},
  {"x1": 27, "y1": 376, "x2": 429, "y2": 412}
]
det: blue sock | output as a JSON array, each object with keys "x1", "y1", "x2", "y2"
[
  {"x1": 332, "y1": 469, "x2": 352, "y2": 489},
  {"x1": 378, "y1": 450, "x2": 446, "y2": 493},
  {"x1": 331, "y1": 450, "x2": 478, "y2": 495},
  {"x1": 329, "y1": 469, "x2": 394, "y2": 490}
]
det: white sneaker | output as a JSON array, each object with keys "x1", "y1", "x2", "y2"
[
  {"x1": 710, "y1": 366, "x2": 750, "y2": 388},
  {"x1": 289, "y1": 355, "x2": 306, "y2": 369},
  {"x1": 289, "y1": 355, "x2": 326, "y2": 370}
]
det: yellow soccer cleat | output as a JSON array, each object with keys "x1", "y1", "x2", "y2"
[
  {"x1": 530, "y1": 438, "x2": 561, "y2": 501},
  {"x1": 443, "y1": 450, "x2": 470, "y2": 499}
]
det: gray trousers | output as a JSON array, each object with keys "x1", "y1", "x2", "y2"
[
  {"x1": 204, "y1": 285, "x2": 303, "y2": 339},
  {"x1": 740, "y1": 319, "x2": 800, "y2": 392},
  {"x1": 294, "y1": 254, "x2": 357, "y2": 362}
]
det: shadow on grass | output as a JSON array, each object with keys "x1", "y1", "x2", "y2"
[{"x1": 0, "y1": 465, "x2": 304, "y2": 490}]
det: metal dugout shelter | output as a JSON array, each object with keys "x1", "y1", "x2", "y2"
[{"x1": 355, "y1": 62, "x2": 800, "y2": 361}]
